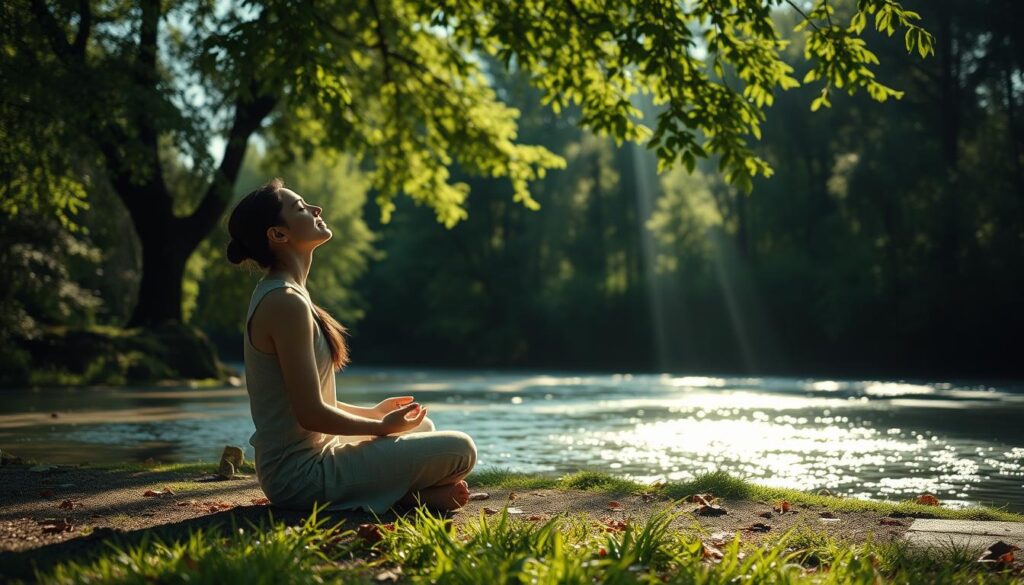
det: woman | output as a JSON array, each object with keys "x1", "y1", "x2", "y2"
[{"x1": 226, "y1": 177, "x2": 475, "y2": 514}]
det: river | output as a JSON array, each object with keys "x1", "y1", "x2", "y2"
[{"x1": 1, "y1": 367, "x2": 1021, "y2": 511}]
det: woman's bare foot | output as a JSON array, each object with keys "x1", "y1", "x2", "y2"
[{"x1": 399, "y1": 480, "x2": 470, "y2": 511}]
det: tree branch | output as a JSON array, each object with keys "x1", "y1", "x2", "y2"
[
  {"x1": 72, "y1": 0, "x2": 91, "y2": 56},
  {"x1": 180, "y1": 84, "x2": 277, "y2": 246}
]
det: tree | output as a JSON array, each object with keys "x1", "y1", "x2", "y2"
[{"x1": 1, "y1": 0, "x2": 932, "y2": 327}]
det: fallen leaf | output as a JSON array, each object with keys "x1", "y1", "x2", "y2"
[
  {"x1": 468, "y1": 492, "x2": 490, "y2": 501},
  {"x1": 879, "y1": 518, "x2": 904, "y2": 526},
  {"x1": 143, "y1": 488, "x2": 175, "y2": 498},
  {"x1": 742, "y1": 522, "x2": 772, "y2": 533},
  {"x1": 775, "y1": 501, "x2": 791, "y2": 513},
  {"x1": 701, "y1": 542, "x2": 724, "y2": 561},
  {"x1": 695, "y1": 504, "x2": 728, "y2": 517},
  {"x1": 508, "y1": 492, "x2": 517, "y2": 500},
  {"x1": 915, "y1": 494, "x2": 940, "y2": 506},
  {"x1": 819, "y1": 511, "x2": 836, "y2": 519},
  {"x1": 39, "y1": 518, "x2": 74, "y2": 534},
  {"x1": 177, "y1": 500, "x2": 197, "y2": 507},
  {"x1": 607, "y1": 500, "x2": 623, "y2": 510},
  {"x1": 978, "y1": 541, "x2": 1019, "y2": 565},
  {"x1": 483, "y1": 507, "x2": 498, "y2": 515},
  {"x1": 599, "y1": 517, "x2": 628, "y2": 532},
  {"x1": 689, "y1": 493, "x2": 715, "y2": 506},
  {"x1": 250, "y1": 497, "x2": 271, "y2": 505},
  {"x1": 356, "y1": 523, "x2": 383, "y2": 544},
  {"x1": 58, "y1": 500, "x2": 83, "y2": 510},
  {"x1": 758, "y1": 511, "x2": 773, "y2": 519},
  {"x1": 527, "y1": 514, "x2": 545, "y2": 521}
]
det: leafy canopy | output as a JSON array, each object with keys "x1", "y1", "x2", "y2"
[{"x1": 2, "y1": 0, "x2": 931, "y2": 228}]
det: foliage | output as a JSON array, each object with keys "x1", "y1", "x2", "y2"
[{"x1": 2, "y1": 0, "x2": 932, "y2": 231}]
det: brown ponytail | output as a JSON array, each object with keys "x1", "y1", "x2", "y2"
[{"x1": 227, "y1": 178, "x2": 351, "y2": 372}]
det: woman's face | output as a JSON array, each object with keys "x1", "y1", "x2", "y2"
[{"x1": 272, "y1": 188, "x2": 332, "y2": 249}]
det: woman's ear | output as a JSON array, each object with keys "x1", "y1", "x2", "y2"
[{"x1": 267, "y1": 226, "x2": 289, "y2": 243}]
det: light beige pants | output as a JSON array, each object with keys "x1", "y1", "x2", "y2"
[{"x1": 323, "y1": 416, "x2": 478, "y2": 514}]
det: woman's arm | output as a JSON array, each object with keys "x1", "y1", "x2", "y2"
[
  {"x1": 265, "y1": 290, "x2": 382, "y2": 436},
  {"x1": 335, "y1": 401, "x2": 380, "y2": 419}
]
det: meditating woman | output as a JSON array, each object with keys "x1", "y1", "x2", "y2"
[{"x1": 226, "y1": 178, "x2": 476, "y2": 513}]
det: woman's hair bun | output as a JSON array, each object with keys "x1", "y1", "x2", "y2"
[{"x1": 226, "y1": 239, "x2": 249, "y2": 264}]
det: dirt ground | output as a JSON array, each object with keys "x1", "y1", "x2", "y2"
[{"x1": 0, "y1": 464, "x2": 910, "y2": 580}]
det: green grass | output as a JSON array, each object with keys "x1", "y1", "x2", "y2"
[
  {"x1": 470, "y1": 468, "x2": 1024, "y2": 523},
  {"x1": 22, "y1": 502, "x2": 1024, "y2": 584}
]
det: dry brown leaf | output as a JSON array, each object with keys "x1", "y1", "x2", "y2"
[
  {"x1": 759, "y1": 511, "x2": 773, "y2": 519},
  {"x1": 468, "y1": 492, "x2": 490, "y2": 501},
  {"x1": 702, "y1": 542, "x2": 724, "y2": 561},
  {"x1": 483, "y1": 507, "x2": 498, "y2": 515},
  {"x1": 39, "y1": 518, "x2": 74, "y2": 534},
  {"x1": 695, "y1": 504, "x2": 728, "y2": 516},
  {"x1": 742, "y1": 522, "x2": 772, "y2": 533},
  {"x1": 527, "y1": 514, "x2": 545, "y2": 521},
  {"x1": 915, "y1": 494, "x2": 940, "y2": 506},
  {"x1": 599, "y1": 517, "x2": 628, "y2": 532},
  {"x1": 689, "y1": 493, "x2": 715, "y2": 506},
  {"x1": 607, "y1": 500, "x2": 623, "y2": 510},
  {"x1": 250, "y1": 497, "x2": 271, "y2": 505},
  {"x1": 143, "y1": 488, "x2": 175, "y2": 498},
  {"x1": 177, "y1": 500, "x2": 197, "y2": 507},
  {"x1": 357, "y1": 523, "x2": 383, "y2": 544},
  {"x1": 978, "y1": 541, "x2": 1019, "y2": 565}
]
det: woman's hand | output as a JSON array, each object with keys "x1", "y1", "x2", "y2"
[
  {"x1": 372, "y1": 396, "x2": 415, "y2": 419},
  {"x1": 376, "y1": 402, "x2": 427, "y2": 435}
]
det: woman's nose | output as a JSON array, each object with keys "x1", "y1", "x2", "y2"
[{"x1": 312, "y1": 206, "x2": 322, "y2": 217}]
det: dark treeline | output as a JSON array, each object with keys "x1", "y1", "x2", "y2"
[
  {"x1": 3, "y1": 1, "x2": 1021, "y2": 383},
  {"x1": 351, "y1": 2, "x2": 1024, "y2": 378}
]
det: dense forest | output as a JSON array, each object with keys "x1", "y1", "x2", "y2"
[{"x1": 3, "y1": 1, "x2": 1021, "y2": 381}]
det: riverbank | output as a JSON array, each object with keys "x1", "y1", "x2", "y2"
[
  {"x1": 1, "y1": 324, "x2": 239, "y2": 389},
  {"x1": 1, "y1": 460, "x2": 1021, "y2": 583}
]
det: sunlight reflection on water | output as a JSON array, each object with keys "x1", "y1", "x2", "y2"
[{"x1": 1, "y1": 368, "x2": 1022, "y2": 511}]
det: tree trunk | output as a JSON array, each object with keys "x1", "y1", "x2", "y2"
[{"x1": 127, "y1": 220, "x2": 189, "y2": 327}]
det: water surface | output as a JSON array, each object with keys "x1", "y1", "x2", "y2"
[{"x1": 2, "y1": 368, "x2": 1022, "y2": 511}]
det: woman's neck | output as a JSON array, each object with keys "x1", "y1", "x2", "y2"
[{"x1": 266, "y1": 249, "x2": 314, "y2": 288}]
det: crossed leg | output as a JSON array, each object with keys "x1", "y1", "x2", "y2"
[{"x1": 391, "y1": 417, "x2": 473, "y2": 511}]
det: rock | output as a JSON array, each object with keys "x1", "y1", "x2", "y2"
[{"x1": 217, "y1": 445, "x2": 244, "y2": 479}]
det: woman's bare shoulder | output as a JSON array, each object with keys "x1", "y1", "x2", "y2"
[{"x1": 250, "y1": 287, "x2": 312, "y2": 352}]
